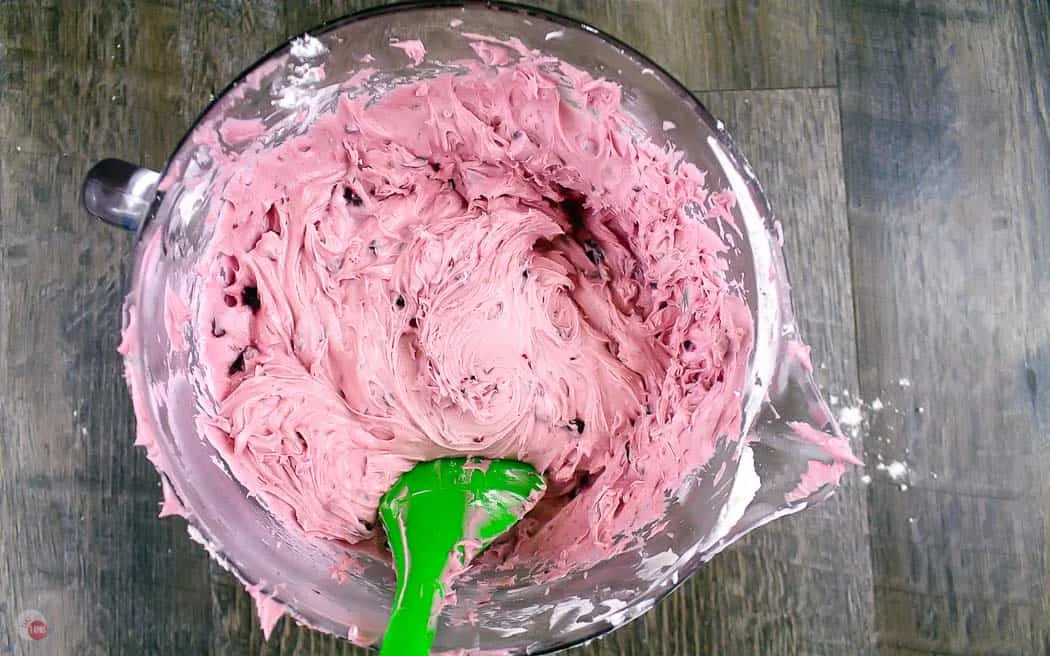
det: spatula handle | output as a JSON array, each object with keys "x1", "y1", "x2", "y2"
[
  {"x1": 379, "y1": 573, "x2": 443, "y2": 656},
  {"x1": 379, "y1": 487, "x2": 463, "y2": 656}
]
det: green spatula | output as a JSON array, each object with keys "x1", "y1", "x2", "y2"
[{"x1": 378, "y1": 457, "x2": 546, "y2": 656}]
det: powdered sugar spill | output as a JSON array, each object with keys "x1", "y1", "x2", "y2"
[
  {"x1": 273, "y1": 49, "x2": 327, "y2": 110},
  {"x1": 838, "y1": 405, "x2": 863, "y2": 428},
  {"x1": 876, "y1": 460, "x2": 908, "y2": 480},
  {"x1": 290, "y1": 35, "x2": 327, "y2": 60},
  {"x1": 822, "y1": 388, "x2": 924, "y2": 492},
  {"x1": 876, "y1": 460, "x2": 910, "y2": 490}
]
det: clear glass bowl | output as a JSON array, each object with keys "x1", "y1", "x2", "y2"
[{"x1": 83, "y1": 2, "x2": 852, "y2": 653}]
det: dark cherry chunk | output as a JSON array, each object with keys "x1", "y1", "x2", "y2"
[
  {"x1": 559, "y1": 194, "x2": 587, "y2": 231},
  {"x1": 395, "y1": 295, "x2": 406, "y2": 309},
  {"x1": 568, "y1": 470, "x2": 594, "y2": 499},
  {"x1": 228, "y1": 350, "x2": 246, "y2": 375},
  {"x1": 241, "y1": 286, "x2": 261, "y2": 313},
  {"x1": 568, "y1": 417, "x2": 585, "y2": 434},
  {"x1": 343, "y1": 187, "x2": 363, "y2": 206},
  {"x1": 583, "y1": 239, "x2": 604, "y2": 265}
]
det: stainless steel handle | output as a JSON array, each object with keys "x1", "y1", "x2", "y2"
[{"x1": 82, "y1": 158, "x2": 160, "y2": 232}]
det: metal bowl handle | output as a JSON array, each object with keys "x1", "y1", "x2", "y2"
[{"x1": 82, "y1": 158, "x2": 160, "y2": 232}]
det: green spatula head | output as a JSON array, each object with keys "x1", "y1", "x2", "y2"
[{"x1": 378, "y1": 457, "x2": 546, "y2": 656}]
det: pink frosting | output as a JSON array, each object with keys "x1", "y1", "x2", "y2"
[
  {"x1": 389, "y1": 39, "x2": 426, "y2": 66},
  {"x1": 218, "y1": 118, "x2": 267, "y2": 146},
  {"x1": 191, "y1": 51, "x2": 758, "y2": 581},
  {"x1": 246, "y1": 580, "x2": 287, "y2": 639},
  {"x1": 163, "y1": 287, "x2": 191, "y2": 351},
  {"x1": 158, "y1": 478, "x2": 187, "y2": 518}
]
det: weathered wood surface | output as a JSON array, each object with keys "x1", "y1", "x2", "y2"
[
  {"x1": 836, "y1": 1, "x2": 1050, "y2": 654},
  {"x1": 0, "y1": 1, "x2": 1045, "y2": 654}
]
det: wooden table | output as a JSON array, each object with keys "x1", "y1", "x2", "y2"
[{"x1": 1, "y1": 1, "x2": 1046, "y2": 654}]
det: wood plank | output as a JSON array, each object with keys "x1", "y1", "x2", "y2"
[
  {"x1": 533, "y1": 0, "x2": 837, "y2": 91},
  {"x1": 0, "y1": 2, "x2": 187, "y2": 163},
  {"x1": 837, "y1": 1, "x2": 1050, "y2": 653},
  {"x1": 0, "y1": 2, "x2": 216, "y2": 653}
]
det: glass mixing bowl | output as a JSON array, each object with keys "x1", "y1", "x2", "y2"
[{"x1": 82, "y1": 2, "x2": 855, "y2": 653}]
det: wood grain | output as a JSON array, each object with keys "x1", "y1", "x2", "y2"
[
  {"x1": 528, "y1": 0, "x2": 837, "y2": 91},
  {"x1": 837, "y1": 0, "x2": 1050, "y2": 654},
  {"x1": 0, "y1": 2, "x2": 215, "y2": 654}
]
